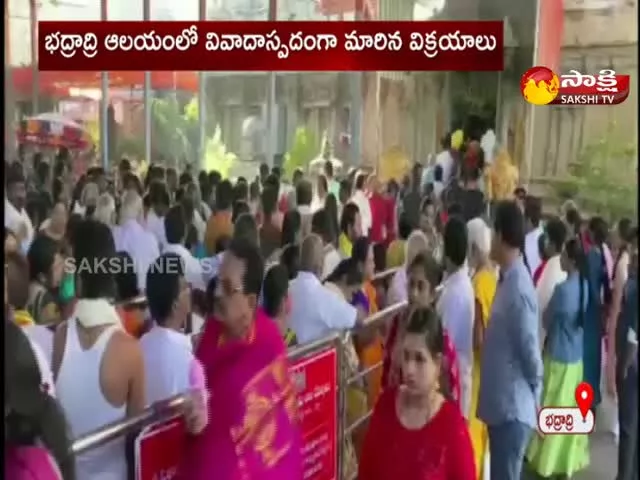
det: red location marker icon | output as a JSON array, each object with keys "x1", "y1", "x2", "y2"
[{"x1": 575, "y1": 382, "x2": 594, "y2": 420}]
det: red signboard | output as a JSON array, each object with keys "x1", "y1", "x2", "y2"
[
  {"x1": 135, "y1": 416, "x2": 186, "y2": 480},
  {"x1": 290, "y1": 347, "x2": 339, "y2": 480},
  {"x1": 134, "y1": 347, "x2": 338, "y2": 480}
]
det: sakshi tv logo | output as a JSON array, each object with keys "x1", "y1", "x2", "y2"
[{"x1": 520, "y1": 66, "x2": 630, "y2": 106}]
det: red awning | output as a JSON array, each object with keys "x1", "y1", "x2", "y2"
[
  {"x1": 17, "y1": 115, "x2": 93, "y2": 151},
  {"x1": 10, "y1": 68, "x2": 199, "y2": 97}
]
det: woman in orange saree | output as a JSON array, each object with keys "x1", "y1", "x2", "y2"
[{"x1": 352, "y1": 237, "x2": 384, "y2": 408}]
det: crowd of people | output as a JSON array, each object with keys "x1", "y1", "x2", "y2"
[{"x1": 4, "y1": 137, "x2": 638, "y2": 480}]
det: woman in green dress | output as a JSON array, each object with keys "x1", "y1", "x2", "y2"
[{"x1": 527, "y1": 238, "x2": 590, "y2": 477}]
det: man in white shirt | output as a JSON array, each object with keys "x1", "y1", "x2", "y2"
[
  {"x1": 162, "y1": 205, "x2": 207, "y2": 292},
  {"x1": 140, "y1": 253, "x2": 207, "y2": 408},
  {"x1": 5, "y1": 167, "x2": 33, "y2": 253},
  {"x1": 434, "y1": 137, "x2": 455, "y2": 190},
  {"x1": 145, "y1": 181, "x2": 171, "y2": 249},
  {"x1": 524, "y1": 196, "x2": 544, "y2": 275},
  {"x1": 438, "y1": 217, "x2": 475, "y2": 419},
  {"x1": 349, "y1": 172, "x2": 372, "y2": 236},
  {"x1": 311, "y1": 209, "x2": 341, "y2": 280},
  {"x1": 324, "y1": 159, "x2": 340, "y2": 198},
  {"x1": 296, "y1": 179, "x2": 314, "y2": 238},
  {"x1": 480, "y1": 129, "x2": 496, "y2": 166},
  {"x1": 181, "y1": 182, "x2": 209, "y2": 244},
  {"x1": 289, "y1": 234, "x2": 359, "y2": 344},
  {"x1": 112, "y1": 190, "x2": 160, "y2": 292}
]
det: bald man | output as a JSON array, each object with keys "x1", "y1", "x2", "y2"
[
  {"x1": 288, "y1": 234, "x2": 358, "y2": 344},
  {"x1": 299, "y1": 234, "x2": 324, "y2": 277}
]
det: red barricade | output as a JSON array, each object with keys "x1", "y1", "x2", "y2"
[
  {"x1": 134, "y1": 346, "x2": 339, "y2": 480},
  {"x1": 291, "y1": 347, "x2": 338, "y2": 480},
  {"x1": 135, "y1": 417, "x2": 186, "y2": 480}
]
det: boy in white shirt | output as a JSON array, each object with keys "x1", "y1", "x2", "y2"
[{"x1": 140, "y1": 253, "x2": 207, "y2": 430}]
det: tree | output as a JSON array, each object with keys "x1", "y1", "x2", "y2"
[
  {"x1": 151, "y1": 96, "x2": 198, "y2": 164},
  {"x1": 203, "y1": 124, "x2": 238, "y2": 179},
  {"x1": 548, "y1": 123, "x2": 637, "y2": 220},
  {"x1": 283, "y1": 127, "x2": 318, "y2": 179}
]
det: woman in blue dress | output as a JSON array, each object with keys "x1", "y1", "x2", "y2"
[
  {"x1": 584, "y1": 217, "x2": 612, "y2": 408},
  {"x1": 527, "y1": 237, "x2": 590, "y2": 477}
]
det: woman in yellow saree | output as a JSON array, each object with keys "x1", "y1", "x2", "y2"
[
  {"x1": 325, "y1": 259, "x2": 370, "y2": 478},
  {"x1": 487, "y1": 148, "x2": 519, "y2": 202},
  {"x1": 467, "y1": 218, "x2": 498, "y2": 479}
]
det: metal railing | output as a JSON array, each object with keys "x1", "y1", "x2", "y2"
[
  {"x1": 372, "y1": 266, "x2": 399, "y2": 283},
  {"x1": 72, "y1": 393, "x2": 188, "y2": 455},
  {"x1": 69, "y1": 266, "x2": 409, "y2": 476},
  {"x1": 70, "y1": 332, "x2": 346, "y2": 453}
]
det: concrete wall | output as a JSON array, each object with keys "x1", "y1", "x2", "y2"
[{"x1": 528, "y1": 0, "x2": 638, "y2": 180}]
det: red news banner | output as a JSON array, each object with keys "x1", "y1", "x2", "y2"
[
  {"x1": 38, "y1": 21, "x2": 504, "y2": 72},
  {"x1": 135, "y1": 347, "x2": 339, "y2": 480}
]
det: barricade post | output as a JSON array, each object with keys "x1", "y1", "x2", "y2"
[{"x1": 287, "y1": 333, "x2": 343, "y2": 480}]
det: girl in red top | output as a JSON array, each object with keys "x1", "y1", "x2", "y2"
[
  {"x1": 533, "y1": 234, "x2": 549, "y2": 287},
  {"x1": 360, "y1": 307, "x2": 476, "y2": 480},
  {"x1": 383, "y1": 252, "x2": 461, "y2": 407}
]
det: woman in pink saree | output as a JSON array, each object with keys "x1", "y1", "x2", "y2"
[{"x1": 178, "y1": 238, "x2": 303, "y2": 480}]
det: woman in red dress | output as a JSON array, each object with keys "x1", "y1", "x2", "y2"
[
  {"x1": 360, "y1": 307, "x2": 476, "y2": 480},
  {"x1": 383, "y1": 252, "x2": 461, "y2": 406}
]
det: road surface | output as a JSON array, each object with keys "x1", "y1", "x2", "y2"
[{"x1": 523, "y1": 430, "x2": 617, "y2": 479}]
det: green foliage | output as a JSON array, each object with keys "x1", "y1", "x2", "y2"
[
  {"x1": 116, "y1": 136, "x2": 146, "y2": 161},
  {"x1": 283, "y1": 127, "x2": 318, "y2": 179},
  {"x1": 117, "y1": 96, "x2": 238, "y2": 175},
  {"x1": 117, "y1": 96, "x2": 200, "y2": 165},
  {"x1": 203, "y1": 124, "x2": 237, "y2": 179},
  {"x1": 151, "y1": 96, "x2": 197, "y2": 163},
  {"x1": 450, "y1": 72, "x2": 497, "y2": 127},
  {"x1": 548, "y1": 124, "x2": 638, "y2": 220}
]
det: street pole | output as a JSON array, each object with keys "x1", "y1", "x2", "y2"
[
  {"x1": 100, "y1": 0, "x2": 109, "y2": 169},
  {"x1": 266, "y1": 0, "x2": 277, "y2": 167},
  {"x1": 198, "y1": 0, "x2": 206, "y2": 168},
  {"x1": 143, "y1": 0, "x2": 151, "y2": 167},
  {"x1": 350, "y1": 0, "x2": 364, "y2": 166},
  {"x1": 29, "y1": 0, "x2": 39, "y2": 115},
  {"x1": 523, "y1": 0, "x2": 542, "y2": 188},
  {"x1": 5, "y1": 0, "x2": 16, "y2": 157},
  {"x1": 495, "y1": 70, "x2": 503, "y2": 140}
]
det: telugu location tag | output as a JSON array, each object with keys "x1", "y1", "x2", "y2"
[
  {"x1": 575, "y1": 382, "x2": 594, "y2": 420},
  {"x1": 537, "y1": 382, "x2": 596, "y2": 435}
]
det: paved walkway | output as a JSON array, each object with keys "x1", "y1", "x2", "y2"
[{"x1": 523, "y1": 430, "x2": 617, "y2": 479}]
